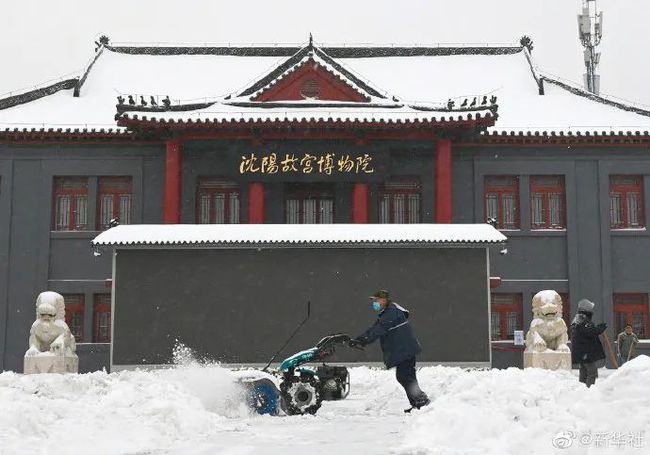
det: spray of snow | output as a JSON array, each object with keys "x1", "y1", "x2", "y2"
[{"x1": 165, "y1": 341, "x2": 250, "y2": 418}]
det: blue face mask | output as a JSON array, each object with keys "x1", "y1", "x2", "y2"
[{"x1": 371, "y1": 301, "x2": 382, "y2": 312}]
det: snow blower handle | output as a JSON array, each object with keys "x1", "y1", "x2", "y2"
[
  {"x1": 347, "y1": 337, "x2": 365, "y2": 350},
  {"x1": 262, "y1": 301, "x2": 311, "y2": 372}
]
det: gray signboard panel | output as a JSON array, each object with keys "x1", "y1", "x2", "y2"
[{"x1": 112, "y1": 246, "x2": 489, "y2": 367}]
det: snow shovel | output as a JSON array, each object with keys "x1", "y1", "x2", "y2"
[{"x1": 600, "y1": 330, "x2": 619, "y2": 369}]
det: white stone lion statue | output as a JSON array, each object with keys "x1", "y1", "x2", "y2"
[
  {"x1": 24, "y1": 291, "x2": 78, "y2": 374},
  {"x1": 525, "y1": 290, "x2": 570, "y2": 352}
]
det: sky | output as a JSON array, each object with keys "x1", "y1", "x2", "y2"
[{"x1": 1, "y1": 0, "x2": 649, "y2": 105}]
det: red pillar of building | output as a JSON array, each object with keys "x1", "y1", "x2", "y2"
[
  {"x1": 351, "y1": 183, "x2": 369, "y2": 223},
  {"x1": 163, "y1": 138, "x2": 182, "y2": 224},
  {"x1": 248, "y1": 182, "x2": 265, "y2": 223},
  {"x1": 435, "y1": 138, "x2": 453, "y2": 223}
]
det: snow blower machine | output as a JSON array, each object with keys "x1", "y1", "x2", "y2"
[{"x1": 238, "y1": 303, "x2": 361, "y2": 416}]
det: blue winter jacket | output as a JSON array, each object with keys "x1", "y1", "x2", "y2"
[{"x1": 359, "y1": 302, "x2": 422, "y2": 368}]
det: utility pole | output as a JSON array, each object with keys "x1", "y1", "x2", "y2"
[{"x1": 577, "y1": 0, "x2": 603, "y2": 94}]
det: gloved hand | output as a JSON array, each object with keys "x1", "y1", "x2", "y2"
[
  {"x1": 597, "y1": 322, "x2": 607, "y2": 332},
  {"x1": 348, "y1": 337, "x2": 366, "y2": 348}
]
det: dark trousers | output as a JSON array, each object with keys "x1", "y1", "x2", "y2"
[
  {"x1": 395, "y1": 357, "x2": 428, "y2": 406},
  {"x1": 578, "y1": 362, "x2": 598, "y2": 387}
]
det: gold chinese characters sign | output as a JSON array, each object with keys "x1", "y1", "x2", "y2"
[{"x1": 240, "y1": 152, "x2": 375, "y2": 175}]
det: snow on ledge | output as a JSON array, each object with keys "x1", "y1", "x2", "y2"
[{"x1": 91, "y1": 223, "x2": 507, "y2": 247}]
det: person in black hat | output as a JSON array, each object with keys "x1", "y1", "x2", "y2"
[
  {"x1": 350, "y1": 290, "x2": 430, "y2": 412},
  {"x1": 571, "y1": 298, "x2": 607, "y2": 387}
]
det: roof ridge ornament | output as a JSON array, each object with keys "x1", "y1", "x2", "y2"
[
  {"x1": 94, "y1": 34, "x2": 110, "y2": 52},
  {"x1": 519, "y1": 36, "x2": 534, "y2": 52},
  {"x1": 307, "y1": 33, "x2": 314, "y2": 58}
]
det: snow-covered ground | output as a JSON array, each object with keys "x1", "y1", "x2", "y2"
[{"x1": 1, "y1": 356, "x2": 649, "y2": 455}]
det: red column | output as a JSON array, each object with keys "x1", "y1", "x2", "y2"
[
  {"x1": 248, "y1": 182, "x2": 265, "y2": 223},
  {"x1": 435, "y1": 138, "x2": 453, "y2": 223},
  {"x1": 351, "y1": 183, "x2": 369, "y2": 223},
  {"x1": 163, "y1": 138, "x2": 182, "y2": 224}
]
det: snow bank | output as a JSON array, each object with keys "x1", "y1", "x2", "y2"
[
  {"x1": 402, "y1": 356, "x2": 650, "y2": 455},
  {"x1": 0, "y1": 349, "x2": 247, "y2": 455},
  {"x1": 1, "y1": 357, "x2": 648, "y2": 454}
]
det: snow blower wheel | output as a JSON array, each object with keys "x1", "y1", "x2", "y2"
[{"x1": 281, "y1": 377, "x2": 322, "y2": 415}]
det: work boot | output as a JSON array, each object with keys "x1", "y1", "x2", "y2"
[{"x1": 404, "y1": 397, "x2": 431, "y2": 413}]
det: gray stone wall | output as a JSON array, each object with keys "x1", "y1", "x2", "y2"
[
  {"x1": 0, "y1": 144, "x2": 162, "y2": 371},
  {"x1": 1, "y1": 140, "x2": 649, "y2": 371}
]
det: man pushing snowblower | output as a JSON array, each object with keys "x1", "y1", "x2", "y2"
[{"x1": 350, "y1": 290, "x2": 431, "y2": 413}]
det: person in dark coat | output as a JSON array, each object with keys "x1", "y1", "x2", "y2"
[
  {"x1": 350, "y1": 290, "x2": 430, "y2": 412},
  {"x1": 570, "y1": 298, "x2": 607, "y2": 387}
]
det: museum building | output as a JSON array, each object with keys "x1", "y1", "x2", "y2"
[{"x1": 1, "y1": 36, "x2": 650, "y2": 371}]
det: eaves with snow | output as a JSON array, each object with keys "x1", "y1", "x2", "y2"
[
  {"x1": 91, "y1": 224, "x2": 508, "y2": 247},
  {"x1": 1, "y1": 36, "x2": 650, "y2": 139}
]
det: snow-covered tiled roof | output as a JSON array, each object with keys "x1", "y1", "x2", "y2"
[
  {"x1": 91, "y1": 223, "x2": 507, "y2": 247},
  {"x1": 342, "y1": 52, "x2": 650, "y2": 133},
  {"x1": 0, "y1": 49, "x2": 283, "y2": 130},
  {"x1": 1, "y1": 42, "x2": 650, "y2": 134},
  {"x1": 118, "y1": 103, "x2": 496, "y2": 127}
]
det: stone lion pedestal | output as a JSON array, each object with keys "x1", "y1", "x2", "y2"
[
  {"x1": 24, "y1": 291, "x2": 79, "y2": 374},
  {"x1": 523, "y1": 290, "x2": 571, "y2": 370},
  {"x1": 523, "y1": 351, "x2": 571, "y2": 370},
  {"x1": 24, "y1": 352, "x2": 79, "y2": 374}
]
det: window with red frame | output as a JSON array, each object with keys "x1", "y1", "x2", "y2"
[
  {"x1": 485, "y1": 176, "x2": 520, "y2": 229},
  {"x1": 379, "y1": 178, "x2": 421, "y2": 223},
  {"x1": 53, "y1": 177, "x2": 88, "y2": 231},
  {"x1": 63, "y1": 294, "x2": 84, "y2": 342},
  {"x1": 490, "y1": 293, "x2": 523, "y2": 341},
  {"x1": 530, "y1": 176, "x2": 566, "y2": 229},
  {"x1": 93, "y1": 294, "x2": 111, "y2": 343},
  {"x1": 285, "y1": 183, "x2": 334, "y2": 224},
  {"x1": 196, "y1": 178, "x2": 240, "y2": 224},
  {"x1": 610, "y1": 176, "x2": 645, "y2": 229},
  {"x1": 98, "y1": 177, "x2": 132, "y2": 230},
  {"x1": 614, "y1": 293, "x2": 649, "y2": 339}
]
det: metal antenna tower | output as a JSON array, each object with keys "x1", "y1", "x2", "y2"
[{"x1": 577, "y1": 0, "x2": 603, "y2": 94}]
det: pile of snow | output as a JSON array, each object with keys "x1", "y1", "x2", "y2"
[
  {"x1": 1, "y1": 356, "x2": 648, "y2": 454},
  {"x1": 0, "y1": 348, "x2": 248, "y2": 455},
  {"x1": 403, "y1": 356, "x2": 650, "y2": 454}
]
